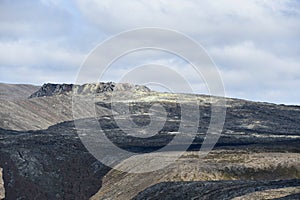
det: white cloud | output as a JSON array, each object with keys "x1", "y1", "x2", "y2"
[
  {"x1": 0, "y1": 0, "x2": 299, "y2": 104},
  {"x1": 76, "y1": 0, "x2": 300, "y2": 38},
  {"x1": 0, "y1": 40, "x2": 84, "y2": 68}
]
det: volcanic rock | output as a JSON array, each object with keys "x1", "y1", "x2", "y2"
[{"x1": 29, "y1": 82, "x2": 151, "y2": 98}]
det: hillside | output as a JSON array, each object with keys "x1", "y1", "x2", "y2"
[
  {"x1": 0, "y1": 83, "x2": 39, "y2": 100},
  {"x1": 0, "y1": 82, "x2": 299, "y2": 199},
  {"x1": 0, "y1": 82, "x2": 149, "y2": 131},
  {"x1": 133, "y1": 180, "x2": 300, "y2": 200}
]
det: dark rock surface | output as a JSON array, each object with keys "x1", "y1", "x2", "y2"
[
  {"x1": 0, "y1": 82, "x2": 300, "y2": 199},
  {"x1": 133, "y1": 179, "x2": 300, "y2": 200},
  {"x1": 29, "y1": 82, "x2": 151, "y2": 98},
  {"x1": 0, "y1": 109, "x2": 299, "y2": 199},
  {"x1": 0, "y1": 126, "x2": 110, "y2": 200}
]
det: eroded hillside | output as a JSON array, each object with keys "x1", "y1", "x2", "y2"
[{"x1": 0, "y1": 82, "x2": 299, "y2": 200}]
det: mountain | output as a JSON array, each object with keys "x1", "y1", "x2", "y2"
[
  {"x1": 0, "y1": 82, "x2": 299, "y2": 199},
  {"x1": 29, "y1": 82, "x2": 151, "y2": 98},
  {"x1": 0, "y1": 82, "x2": 150, "y2": 131}
]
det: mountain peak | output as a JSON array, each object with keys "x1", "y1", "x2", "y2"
[{"x1": 29, "y1": 82, "x2": 151, "y2": 98}]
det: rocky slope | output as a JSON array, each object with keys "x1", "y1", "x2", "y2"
[
  {"x1": 232, "y1": 187, "x2": 300, "y2": 200},
  {"x1": 0, "y1": 82, "x2": 150, "y2": 131},
  {"x1": 0, "y1": 83, "x2": 39, "y2": 100},
  {"x1": 0, "y1": 95, "x2": 113, "y2": 131},
  {"x1": 0, "y1": 126, "x2": 110, "y2": 199},
  {"x1": 0, "y1": 82, "x2": 299, "y2": 199},
  {"x1": 91, "y1": 150, "x2": 300, "y2": 200},
  {"x1": 1, "y1": 118, "x2": 300, "y2": 200},
  {"x1": 133, "y1": 179, "x2": 300, "y2": 200}
]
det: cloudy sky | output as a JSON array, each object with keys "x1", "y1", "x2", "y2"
[{"x1": 0, "y1": 0, "x2": 299, "y2": 104}]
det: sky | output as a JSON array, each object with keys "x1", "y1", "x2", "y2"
[{"x1": 0, "y1": 0, "x2": 299, "y2": 104}]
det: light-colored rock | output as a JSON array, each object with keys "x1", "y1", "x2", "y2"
[{"x1": 0, "y1": 168, "x2": 4, "y2": 200}]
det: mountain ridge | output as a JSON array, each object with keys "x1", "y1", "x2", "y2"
[{"x1": 29, "y1": 82, "x2": 151, "y2": 98}]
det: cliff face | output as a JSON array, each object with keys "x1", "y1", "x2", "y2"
[{"x1": 29, "y1": 82, "x2": 151, "y2": 98}]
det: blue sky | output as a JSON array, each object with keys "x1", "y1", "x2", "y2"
[{"x1": 0, "y1": 0, "x2": 299, "y2": 104}]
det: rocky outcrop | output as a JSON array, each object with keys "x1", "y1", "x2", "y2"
[
  {"x1": 29, "y1": 83, "x2": 74, "y2": 98},
  {"x1": 29, "y1": 82, "x2": 151, "y2": 98}
]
